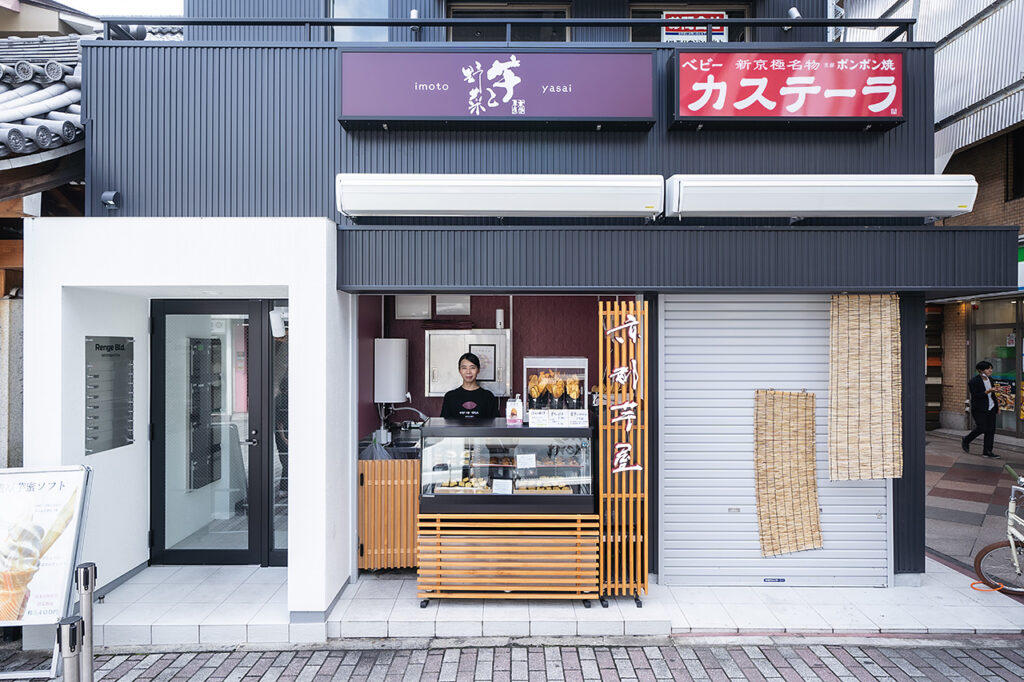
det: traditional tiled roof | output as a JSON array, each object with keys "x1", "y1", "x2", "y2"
[
  {"x1": 146, "y1": 25, "x2": 184, "y2": 42},
  {"x1": 0, "y1": 33, "x2": 87, "y2": 161}
]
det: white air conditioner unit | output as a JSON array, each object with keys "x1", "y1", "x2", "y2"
[
  {"x1": 336, "y1": 174, "x2": 665, "y2": 219},
  {"x1": 664, "y1": 174, "x2": 978, "y2": 218}
]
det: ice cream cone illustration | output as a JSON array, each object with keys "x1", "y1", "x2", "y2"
[
  {"x1": 0, "y1": 490, "x2": 77, "y2": 622},
  {"x1": 0, "y1": 568, "x2": 37, "y2": 620}
]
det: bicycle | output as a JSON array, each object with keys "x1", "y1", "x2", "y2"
[{"x1": 974, "y1": 464, "x2": 1024, "y2": 594}]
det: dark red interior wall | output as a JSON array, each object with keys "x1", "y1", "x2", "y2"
[
  {"x1": 357, "y1": 295, "x2": 383, "y2": 437},
  {"x1": 385, "y1": 295, "x2": 512, "y2": 419},
  {"x1": 358, "y1": 294, "x2": 626, "y2": 436},
  {"x1": 511, "y1": 296, "x2": 601, "y2": 397}
]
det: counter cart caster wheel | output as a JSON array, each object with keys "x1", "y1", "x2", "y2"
[
  {"x1": 420, "y1": 599, "x2": 429, "y2": 609},
  {"x1": 634, "y1": 596, "x2": 643, "y2": 608},
  {"x1": 599, "y1": 596, "x2": 609, "y2": 609},
  {"x1": 582, "y1": 600, "x2": 592, "y2": 609}
]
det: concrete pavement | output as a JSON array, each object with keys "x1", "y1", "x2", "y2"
[{"x1": 925, "y1": 431, "x2": 1024, "y2": 568}]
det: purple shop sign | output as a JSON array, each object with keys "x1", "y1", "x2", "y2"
[{"x1": 340, "y1": 51, "x2": 655, "y2": 128}]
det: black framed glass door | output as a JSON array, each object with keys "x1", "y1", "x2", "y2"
[{"x1": 151, "y1": 299, "x2": 286, "y2": 566}]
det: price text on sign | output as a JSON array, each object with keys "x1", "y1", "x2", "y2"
[{"x1": 677, "y1": 52, "x2": 904, "y2": 119}]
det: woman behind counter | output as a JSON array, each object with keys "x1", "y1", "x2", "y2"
[{"x1": 441, "y1": 352, "x2": 499, "y2": 420}]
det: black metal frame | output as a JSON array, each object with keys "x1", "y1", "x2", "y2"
[
  {"x1": 151, "y1": 299, "x2": 285, "y2": 567},
  {"x1": 419, "y1": 419, "x2": 597, "y2": 514},
  {"x1": 99, "y1": 16, "x2": 917, "y2": 43},
  {"x1": 337, "y1": 48, "x2": 658, "y2": 131}
]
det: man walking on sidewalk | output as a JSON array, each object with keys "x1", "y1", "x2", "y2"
[{"x1": 963, "y1": 360, "x2": 1001, "y2": 459}]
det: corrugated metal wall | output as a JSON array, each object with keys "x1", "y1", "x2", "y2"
[
  {"x1": 82, "y1": 43, "x2": 936, "y2": 218},
  {"x1": 184, "y1": 0, "x2": 330, "y2": 41},
  {"x1": 84, "y1": 45, "x2": 338, "y2": 217},
  {"x1": 335, "y1": 226, "x2": 1017, "y2": 292},
  {"x1": 658, "y1": 294, "x2": 889, "y2": 587},
  {"x1": 934, "y1": 0, "x2": 1023, "y2": 123},
  {"x1": 847, "y1": 0, "x2": 1024, "y2": 163}
]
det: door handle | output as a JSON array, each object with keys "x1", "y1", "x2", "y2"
[{"x1": 244, "y1": 438, "x2": 259, "y2": 447}]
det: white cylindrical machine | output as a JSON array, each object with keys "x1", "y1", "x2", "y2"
[{"x1": 374, "y1": 338, "x2": 409, "y2": 403}]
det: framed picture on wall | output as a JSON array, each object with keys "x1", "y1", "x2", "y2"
[{"x1": 468, "y1": 343, "x2": 496, "y2": 382}]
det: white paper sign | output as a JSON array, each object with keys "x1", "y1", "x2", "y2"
[
  {"x1": 529, "y1": 410, "x2": 552, "y2": 427},
  {"x1": 567, "y1": 410, "x2": 590, "y2": 427},
  {"x1": 492, "y1": 479, "x2": 513, "y2": 495},
  {"x1": 662, "y1": 11, "x2": 728, "y2": 43},
  {"x1": 550, "y1": 410, "x2": 569, "y2": 427},
  {"x1": 516, "y1": 453, "x2": 537, "y2": 470},
  {"x1": 0, "y1": 467, "x2": 89, "y2": 627}
]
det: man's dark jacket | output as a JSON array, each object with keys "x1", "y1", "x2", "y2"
[{"x1": 968, "y1": 374, "x2": 999, "y2": 415}]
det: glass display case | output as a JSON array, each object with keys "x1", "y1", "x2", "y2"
[
  {"x1": 420, "y1": 418, "x2": 594, "y2": 513},
  {"x1": 522, "y1": 357, "x2": 588, "y2": 427}
]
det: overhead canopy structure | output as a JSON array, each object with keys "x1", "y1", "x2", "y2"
[
  {"x1": 336, "y1": 173, "x2": 666, "y2": 219},
  {"x1": 336, "y1": 173, "x2": 979, "y2": 220},
  {"x1": 664, "y1": 174, "x2": 978, "y2": 218}
]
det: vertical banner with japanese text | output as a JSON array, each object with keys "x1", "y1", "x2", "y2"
[{"x1": 599, "y1": 300, "x2": 649, "y2": 597}]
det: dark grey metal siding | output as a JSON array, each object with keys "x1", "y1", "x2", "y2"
[
  {"x1": 336, "y1": 226, "x2": 1017, "y2": 293},
  {"x1": 82, "y1": 43, "x2": 936, "y2": 218},
  {"x1": 896, "y1": 293, "x2": 926, "y2": 574},
  {"x1": 184, "y1": 0, "x2": 330, "y2": 41},
  {"x1": 83, "y1": 45, "x2": 339, "y2": 217}
]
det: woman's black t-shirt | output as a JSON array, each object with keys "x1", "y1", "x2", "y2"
[{"x1": 441, "y1": 387, "x2": 498, "y2": 420}]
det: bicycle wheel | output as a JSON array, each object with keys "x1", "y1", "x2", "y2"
[{"x1": 974, "y1": 541, "x2": 1024, "y2": 595}]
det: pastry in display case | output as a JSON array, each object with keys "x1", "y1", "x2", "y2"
[
  {"x1": 419, "y1": 418, "x2": 594, "y2": 513},
  {"x1": 523, "y1": 357, "x2": 588, "y2": 427}
]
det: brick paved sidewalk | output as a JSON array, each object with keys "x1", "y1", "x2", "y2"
[{"x1": 6, "y1": 638, "x2": 1024, "y2": 681}]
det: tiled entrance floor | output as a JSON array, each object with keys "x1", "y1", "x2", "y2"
[
  {"x1": 330, "y1": 559, "x2": 1024, "y2": 639},
  {"x1": 91, "y1": 566, "x2": 289, "y2": 646},
  {"x1": 88, "y1": 559, "x2": 1024, "y2": 647}
]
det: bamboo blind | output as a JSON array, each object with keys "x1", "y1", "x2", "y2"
[
  {"x1": 416, "y1": 514, "x2": 600, "y2": 600},
  {"x1": 598, "y1": 300, "x2": 649, "y2": 597},
  {"x1": 828, "y1": 294, "x2": 903, "y2": 480},
  {"x1": 754, "y1": 390, "x2": 823, "y2": 557},
  {"x1": 358, "y1": 459, "x2": 420, "y2": 570}
]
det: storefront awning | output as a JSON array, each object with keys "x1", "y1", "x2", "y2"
[
  {"x1": 337, "y1": 173, "x2": 978, "y2": 220},
  {"x1": 335, "y1": 174, "x2": 665, "y2": 219},
  {"x1": 665, "y1": 174, "x2": 978, "y2": 218}
]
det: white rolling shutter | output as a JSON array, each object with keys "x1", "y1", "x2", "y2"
[{"x1": 658, "y1": 294, "x2": 890, "y2": 587}]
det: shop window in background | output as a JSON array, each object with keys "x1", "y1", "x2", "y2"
[
  {"x1": 975, "y1": 298, "x2": 1016, "y2": 325},
  {"x1": 630, "y1": 3, "x2": 750, "y2": 43},
  {"x1": 976, "y1": 326, "x2": 1018, "y2": 433},
  {"x1": 448, "y1": 3, "x2": 570, "y2": 42}
]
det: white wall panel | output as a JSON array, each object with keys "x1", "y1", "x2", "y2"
[{"x1": 658, "y1": 294, "x2": 890, "y2": 587}]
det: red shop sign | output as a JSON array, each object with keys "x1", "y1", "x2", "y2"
[{"x1": 675, "y1": 51, "x2": 904, "y2": 124}]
